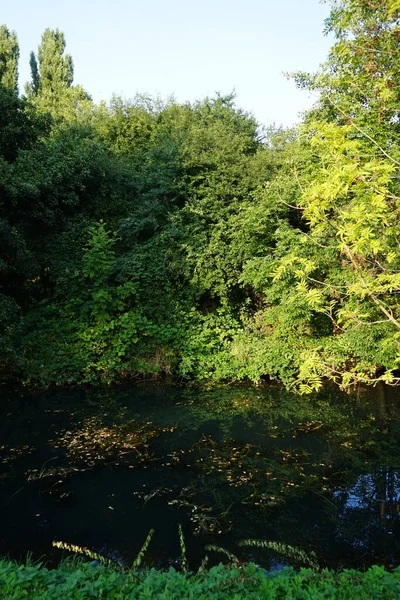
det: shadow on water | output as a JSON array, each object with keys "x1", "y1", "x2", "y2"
[{"x1": 1, "y1": 381, "x2": 400, "y2": 570}]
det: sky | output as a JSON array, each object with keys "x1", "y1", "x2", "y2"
[{"x1": 3, "y1": 0, "x2": 333, "y2": 128}]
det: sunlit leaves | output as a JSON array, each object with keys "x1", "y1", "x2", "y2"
[
  {"x1": 266, "y1": 0, "x2": 400, "y2": 390},
  {"x1": 51, "y1": 416, "x2": 176, "y2": 468}
]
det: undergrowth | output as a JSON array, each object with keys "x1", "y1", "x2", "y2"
[
  {"x1": 2, "y1": 531, "x2": 400, "y2": 598},
  {"x1": 1, "y1": 560, "x2": 400, "y2": 599}
]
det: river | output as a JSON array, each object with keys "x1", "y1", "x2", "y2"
[{"x1": 1, "y1": 382, "x2": 400, "y2": 571}]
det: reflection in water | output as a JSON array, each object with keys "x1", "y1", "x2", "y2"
[
  {"x1": 332, "y1": 469, "x2": 400, "y2": 559},
  {"x1": 338, "y1": 471, "x2": 400, "y2": 513},
  {"x1": 0, "y1": 382, "x2": 400, "y2": 570}
]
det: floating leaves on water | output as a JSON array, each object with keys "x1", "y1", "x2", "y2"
[
  {"x1": 25, "y1": 463, "x2": 77, "y2": 501},
  {"x1": 169, "y1": 496, "x2": 229, "y2": 535},
  {"x1": 51, "y1": 417, "x2": 177, "y2": 468},
  {"x1": 251, "y1": 493, "x2": 284, "y2": 507},
  {"x1": 162, "y1": 449, "x2": 186, "y2": 466},
  {"x1": 194, "y1": 435, "x2": 259, "y2": 489},
  {"x1": 26, "y1": 465, "x2": 76, "y2": 482},
  {"x1": 187, "y1": 434, "x2": 321, "y2": 509},
  {"x1": 45, "y1": 490, "x2": 72, "y2": 502},
  {"x1": 293, "y1": 420, "x2": 324, "y2": 436},
  {"x1": 0, "y1": 444, "x2": 35, "y2": 464},
  {"x1": 277, "y1": 449, "x2": 311, "y2": 463},
  {"x1": 133, "y1": 486, "x2": 173, "y2": 506}
]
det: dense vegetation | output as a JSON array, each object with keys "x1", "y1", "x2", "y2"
[
  {"x1": 2, "y1": 0, "x2": 400, "y2": 392},
  {"x1": 1, "y1": 560, "x2": 400, "y2": 600}
]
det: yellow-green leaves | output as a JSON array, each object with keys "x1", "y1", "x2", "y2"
[
  {"x1": 388, "y1": 0, "x2": 400, "y2": 14},
  {"x1": 271, "y1": 0, "x2": 400, "y2": 391}
]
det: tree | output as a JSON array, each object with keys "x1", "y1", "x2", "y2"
[
  {"x1": 28, "y1": 51, "x2": 40, "y2": 96},
  {"x1": 0, "y1": 25, "x2": 19, "y2": 92},
  {"x1": 271, "y1": 0, "x2": 400, "y2": 391},
  {"x1": 27, "y1": 28, "x2": 73, "y2": 97},
  {"x1": 26, "y1": 29, "x2": 91, "y2": 121}
]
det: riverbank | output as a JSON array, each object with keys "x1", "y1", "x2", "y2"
[{"x1": 1, "y1": 559, "x2": 400, "y2": 599}]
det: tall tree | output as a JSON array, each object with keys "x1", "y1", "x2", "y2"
[
  {"x1": 271, "y1": 0, "x2": 400, "y2": 391},
  {"x1": 0, "y1": 25, "x2": 19, "y2": 92},
  {"x1": 28, "y1": 51, "x2": 40, "y2": 96},
  {"x1": 26, "y1": 29, "x2": 91, "y2": 122},
  {"x1": 27, "y1": 28, "x2": 73, "y2": 98}
]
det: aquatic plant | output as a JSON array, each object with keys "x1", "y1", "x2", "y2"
[
  {"x1": 131, "y1": 529, "x2": 154, "y2": 569},
  {"x1": 239, "y1": 539, "x2": 320, "y2": 570},
  {"x1": 52, "y1": 540, "x2": 116, "y2": 567},
  {"x1": 178, "y1": 524, "x2": 188, "y2": 572},
  {"x1": 204, "y1": 544, "x2": 240, "y2": 567},
  {"x1": 52, "y1": 529, "x2": 156, "y2": 571}
]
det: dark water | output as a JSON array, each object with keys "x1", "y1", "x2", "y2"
[{"x1": 1, "y1": 382, "x2": 400, "y2": 571}]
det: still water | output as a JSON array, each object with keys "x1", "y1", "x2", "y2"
[{"x1": 1, "y1": 382, "x2": 400, "y2": 571}]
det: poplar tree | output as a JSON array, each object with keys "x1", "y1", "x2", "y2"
[
  {"x1": 26, "y1": 28, "x2": 91, "y2": 121},
  {"x1": 26, "y1": 28, "x2": 73, "y2": 98},
  {"x1": 0, "y1": 25, "x2": 19, "y2": 92},
  {"x1": 28, "y1": 51, "x2": 40, "y2": 96}
]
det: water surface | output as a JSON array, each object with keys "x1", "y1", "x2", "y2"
[{"x1": 1, "y1": 382, "x2": 400, "y2": 571}]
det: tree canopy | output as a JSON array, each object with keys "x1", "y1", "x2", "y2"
[{"x1": 1, "y1": 0, "x2": 400, "y2": 391}]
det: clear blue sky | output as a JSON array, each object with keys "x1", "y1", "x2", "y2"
[{"x1": 3, "y1": 0, "x2": 333, "y2": 127}]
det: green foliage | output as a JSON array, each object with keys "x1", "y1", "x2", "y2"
[
  {"x1": 132, "y1": 529, "x2": 155, "y2": 569},
  {"x1": 0, "y1": 83, "x2": 49, "y2": 161},
  {"x1": 178, "y1": 525, "x2": 188, "y2": 572},
  {"x1": 20, "y1": 222, "x2": 179, "y2": 385},
  {"x1": 265, "y1": 0, "x2": 400, "y2": 390},
  {"x1": 238, "y1": 540, "x2": 320, "y2": 571},
  {"x1": 1, "y1": 560, "x2": 400, "y2": 599},
  {"x1": 204, "y1": 545, "x2": 240, "y2": 567},
  {"x1": 26, "y1": 28, "x2": 73, "y2": 98},
  {"x1": 26, "y1": 28, "x2": 92, "y2": 122},
  {"x1": 52, "y1": 541, "x2": 116, "y2": 567},
  {"x1": 3, "y1": 5, "x2": 400, "y2": 390},
  {"x1": 0, "y1": 25, "x2": 19, "y2": 92}
]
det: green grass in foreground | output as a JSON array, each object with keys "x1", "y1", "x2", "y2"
[{"x1": 1, "y1": 560, "x2": 400, "y2": 599}]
